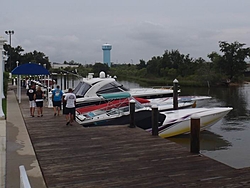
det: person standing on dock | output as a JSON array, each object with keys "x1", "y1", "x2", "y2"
[
  {"x1": 52, "y1": 85, "x2": 64, "y2": 116},
  {"x1": 26, "y1": 84, "x2": 36, "y2": 117},
  {"x1": 34, "y1": 86, "x2": 44, "y2": 117},
  {"x1": 64, "y1": 88, "x2": 76, "y2": 126}
]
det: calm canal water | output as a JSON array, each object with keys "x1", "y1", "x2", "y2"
[{"x1": 119, "y1": 80, "x2": 250, "y2": 169}]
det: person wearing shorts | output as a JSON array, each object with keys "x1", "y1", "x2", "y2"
[
  {"x1": 64, "y1": 88, "x2": 76, "y2": 126},
  {"x1": 52, "y1": 85, "x2": 63, "y2": 116},
  {"x1": 34, "y1": 86, "x2": 44, "y2": 117},
  {"x1": 26, "y1": 84, "x2": 36, "y2": 117}
]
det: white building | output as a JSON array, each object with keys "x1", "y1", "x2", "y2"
[{"x1": 52, "y1": 62, "x2": 79, "y2": 69}]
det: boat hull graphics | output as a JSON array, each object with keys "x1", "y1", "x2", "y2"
[
  {"x1": 157, "y1": 108, "x2": 232, "y2": 138},
  {"x1": 76, "y1": 107, "x2": 232, "y2": 138}
]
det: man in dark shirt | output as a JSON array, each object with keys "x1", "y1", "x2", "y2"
[{"x1": 26, "y1": 84, "x2": 36, "y2": 117}]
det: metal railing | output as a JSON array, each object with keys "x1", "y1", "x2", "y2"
[{"x1": 19, "y1": 165, "x2": 31, "y2": 188}]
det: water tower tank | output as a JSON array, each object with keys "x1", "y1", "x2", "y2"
[{"x1": 102, "y1": 44, "x2": 112, "y2": 67}]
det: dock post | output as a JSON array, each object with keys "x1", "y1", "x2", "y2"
[
  {"x1": 173, "y1": 79, "x2": 179, "y2": 110},
  {"x1": 152, "y1": 106, "x2": 159, "y2": 136},
  {"x1": 13, "y1": 78, "x2": 16, "y2": 86},
  {"x1": 190, "y1": 114, "x2": 200, "y2": 153},
  {"x1": 60, "y1": 73, "x2": 63, "y2": 90},
  {"x1": 48, "y1": 91, "x2": 53, "y2": 108},
  {"x1": 129, "y1": 100, "x2": 136, "y2": 128},
  {"x1": 64, "y1": 73, "x2": 67, "y2": 90}
]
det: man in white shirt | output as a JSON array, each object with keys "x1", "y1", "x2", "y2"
[{"x1": 64, "y1": 88, "x2": 76, "y2": 126}]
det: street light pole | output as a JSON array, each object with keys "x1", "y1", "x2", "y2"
[
  {"x1": 43, "y1": 64, "x2": 49, "y2": 103},
  {"x1": 16, "y1": 61, "x2": 22, "y2": 103},
  {"x1": 5, "y1": 30, "x2": 14, "y2": 46},
  {"x1": 5, "y1": 30, "x2": 14, "y2": 71}
]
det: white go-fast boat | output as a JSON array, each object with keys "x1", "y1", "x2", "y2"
[
  {"x1": 73, "y1": 72, "x2": 179, "y2": 108},
  {"x1": 75, "y1": 95, "x2": 232, "y2": 138}
]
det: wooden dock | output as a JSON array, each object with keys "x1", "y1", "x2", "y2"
[{"x1": 19, "y1": 95, "x2": 250, "y2": 187}]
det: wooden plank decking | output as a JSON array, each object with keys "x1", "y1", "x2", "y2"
[{"x1": 19, "y1": 93, "x2": 250, "y2": 187}]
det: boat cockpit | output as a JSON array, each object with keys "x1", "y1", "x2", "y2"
[{"x1": 73, "y1": 80, "x2": 129, "y2": 98}]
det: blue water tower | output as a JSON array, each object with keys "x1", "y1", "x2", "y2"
[{"x1": 102, "y1": 43, "x2": 112, "y2": 67}]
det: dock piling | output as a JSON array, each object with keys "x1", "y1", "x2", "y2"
[
  {"x1": 173, "y1": 79, "x2": 179, "y2": 110},
  {"x1": 152, "y1": 106, "x2": 159, "y2": 136},
  {"x1": 129, "y1": 100, "x2": 136, "y2": 128},
  {"x1": 190, "y1": 114, "x2": 200, "y2": 153}
]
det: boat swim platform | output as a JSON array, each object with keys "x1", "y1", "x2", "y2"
[{"x1": 6, "y1": 86, "x2": 250, "y2": 187}]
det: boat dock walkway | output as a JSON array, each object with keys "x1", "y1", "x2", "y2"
[{"x1": 5, "y1": 85, "x2": 250, "y2": 187}]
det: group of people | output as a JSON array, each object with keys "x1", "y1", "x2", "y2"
[
  {"x1": 26, "y1": 84, "x2": 76, "y2": 126},
  {"x1": 26, "y1": 84, "x2": 44, "y2": 117}
]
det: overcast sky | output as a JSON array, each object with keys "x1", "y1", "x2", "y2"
[{"x1": 1, "y1": 0, "x2": 250, "y2": 64}]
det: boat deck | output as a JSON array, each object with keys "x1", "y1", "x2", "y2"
[{"x1": 18, "y1": 92, "x2": 250, "y2": 187}]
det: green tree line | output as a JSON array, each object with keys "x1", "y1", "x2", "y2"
[
  {"x1": 109, "y1": 41, "x2": 250, "y2": 86},
  {"x1": 4, "y1": 41, "x2": 250, "y2": 87},
  {"x1": 4, "y1": 45, "x2": 51, "y2": 71}
]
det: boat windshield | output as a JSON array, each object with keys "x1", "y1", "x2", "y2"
[
  {"x1": 135, "y1": 100, "x2": 145, "y2": 109},
  {"x1": 96, "y1": 81, "x2": 129, "y2": 95},
  {"x1": 107, "y1": 106, "x2": 130, "y2": 116},
  {"x1": 73, "y1": 82, "x2": 91, "y2": 97}
]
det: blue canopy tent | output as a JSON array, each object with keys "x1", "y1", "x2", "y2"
[
  {"x1": 11, "y1": 63, "x2": 50, "y2": 75},
  {"x1": 11, "y1": 63, "x2": 50, "y2": 103}
]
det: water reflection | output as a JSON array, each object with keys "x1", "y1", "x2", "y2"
[
  {"x1": 168, "y1": 130, "x2": 231, "y2": 151},
  {"x1": 177, "y1": 85, "x2": 250, "y2": 168},
  {"x1": 181, "y1": 85, "x2": 250, "y2": 118},
  {"x1": 120, "y1": 80, "x2": 250, "y2": 169}
]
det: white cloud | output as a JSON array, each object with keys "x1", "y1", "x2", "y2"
[{"x1": 1, "y1": 0, "x2": 250, "y2": 64}]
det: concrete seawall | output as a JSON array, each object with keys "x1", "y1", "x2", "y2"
[{"x1": 4, "y1": 87, "x2": 46, "y2": 187}]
